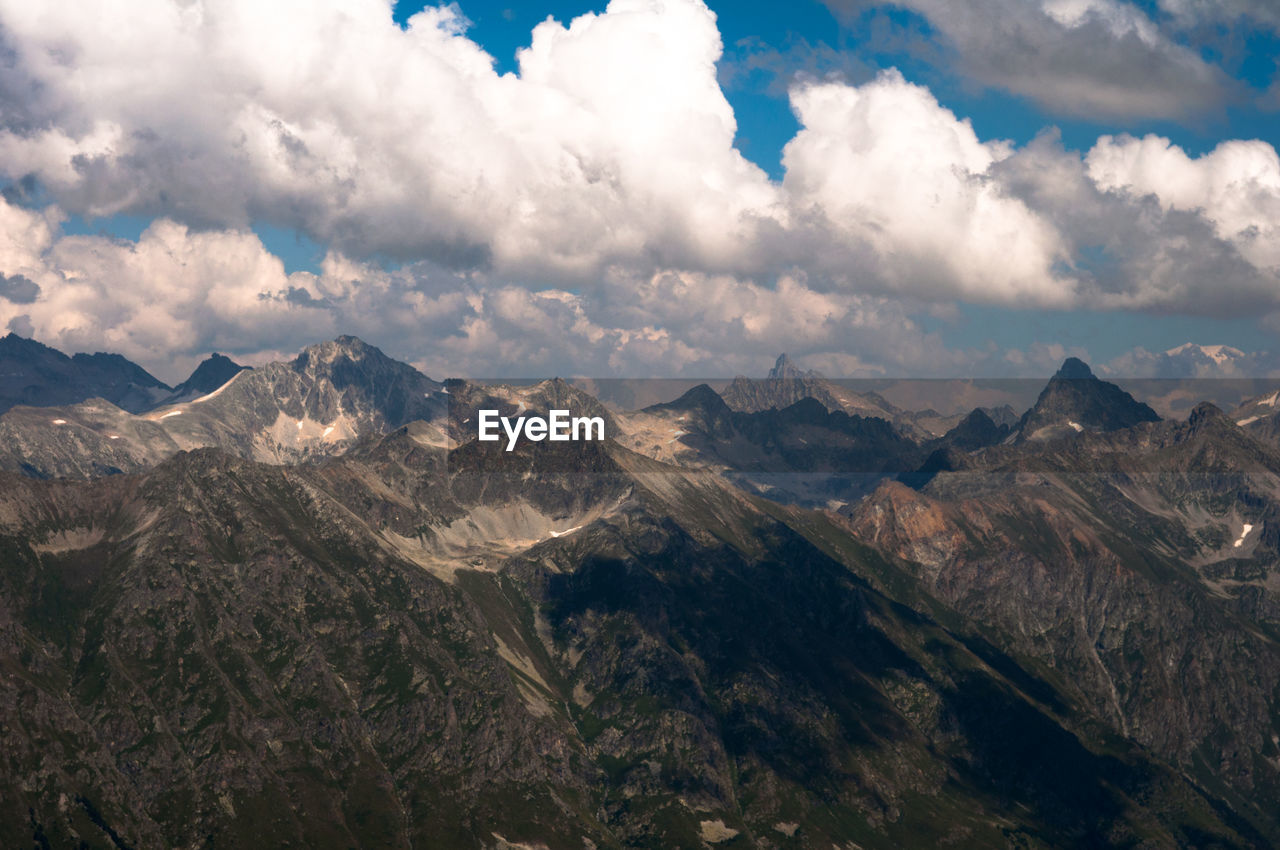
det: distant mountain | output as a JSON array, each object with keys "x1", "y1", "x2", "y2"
[
  {"x1": 0, "y1": 335, "x2": 444, "y2": 478},
  {"x1": 1226, "y1": 382, "x2": 1280, "y2": 449},
  {"x1": 642, "y1": 382, "x2": 736, "y2": 438},
  {"x1": 981, "y1": 403, "x2": 1020, "y2": 428},
  {"x1": 722, "y1": 354, "x2": 940, "y2": 437},
  {"x1": 1164, "y1": 342, "x2": 1246, "y2": 369},
  {"x1": 722, "y1": 354, "x2": 1009, "y2": 439},
  {"x1": 0, "y1": 333, "x2": 170, "y2": 414},
  {"x1": 631, "y1": 386, "x2": 925, "y2": 506},
  {"x1": 767, "y1": 352, "x2": 818, "y2": 379},
  {"x1": 1016, "y1": 357, "x2": 1160, "y2": 442},
  {"x1": 162, "y1": 353, "x2": 250, "y2": 403},
  {"x1": 939, "y1": 407, "x2": 1013, "y2": 451}
]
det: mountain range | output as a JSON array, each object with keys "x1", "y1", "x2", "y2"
[{"x1": 0, "y1": 336, "x2": 1278, "y2": 848}]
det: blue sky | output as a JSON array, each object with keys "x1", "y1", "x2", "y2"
[{"x1": 3, "y1": 0, "x2": 1280, "y2": 380}]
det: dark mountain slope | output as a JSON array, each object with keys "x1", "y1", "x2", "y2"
[
  {"x1": 0, "y1": 333, "x2": 170, "y2": 414},
  {"x1": 162, "y1": 352, "x2": 250, "y2": 403},
  {"x1": 1016, "y1": 357, "x2": 1160, "y2": 443}
]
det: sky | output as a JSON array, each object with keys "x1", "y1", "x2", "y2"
[{"x1": 0, "y1": 0, "x2": 1278, "y2": 382}]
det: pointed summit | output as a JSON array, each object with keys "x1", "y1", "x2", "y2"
[
  {"x1": 1016, "y1": 358, "x2": 1159, "y2": 442},
  {"x1": 768, "y1": 353, "x2": 820, "y2": 380},
  {"x1": 166, "y1": 353, "x2": 249, "y2": 402}
]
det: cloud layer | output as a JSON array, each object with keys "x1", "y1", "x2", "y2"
[{"x1": 0, "y1": 0, "x2": 1276, "y2": 377}]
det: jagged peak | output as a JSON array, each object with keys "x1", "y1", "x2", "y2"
[
  {"x1": 768, "y1": 353, "x2": 821, "y2": 380},
  {"x1": 1017, "y1": 357, "x2": 1159, "y2": 442},
  {"x1": 957, "y1": 407, "x2": 996, "y2": 427}
]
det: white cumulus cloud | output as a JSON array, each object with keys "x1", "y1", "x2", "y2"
[
  {"x1": 1086, "y1": 134, "x2": 1280, "y2": 270},
  {"x1": 781, "y1": 71, "x2": 1076, "y2": 306}
]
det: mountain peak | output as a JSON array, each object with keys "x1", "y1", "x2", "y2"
[
  {"x1": 768, "y1": 353, "x2": 820, "y2": 380},
  {"x1": 300, "y1": 335, "x2": 378, "y2": 363},
  {"x1": 1187, "y1": 401, "x2": 1227, "y2": 430},
  {"x1": 0, "y1": 334, "x2": 170, "y2": 413},
  {"x1": 1054, "y1": 357, "x2": 1094, "y2": 380},
  {"x1": 291, "y1": 336, "x2": 413, "y2": 381},
  {"x1": 168, "y1": 353, "x2": 249, "y2": 401},
  {"x1": 646, "y1": 383, "x2": 731, "y2": 416},
  {"x1": 1018, "y1": 360, "x2": 1159, "y2": 442},
  {"x1": 1164, "y1": 343, "x2": 1245, "y2": 363}
]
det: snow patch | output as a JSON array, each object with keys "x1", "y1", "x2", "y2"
[
  {"x1": 161, "y1": 409, "x2": 183, "y2": 418},
  {"x1": 1237, "y1": 416, "x2": 1261, "y2": 426},
  {"x1": 1234, "y1": 523, "x2": 1255, "y2": 548},
  {"x1": 548, "y1": 525, "x2": 582, "y2": 538},
  {"x1": 108, "y1": 434, "x2": 120, "y2": 440},
  {"x1": 51, "y1": 418, "x2": 67, "y2": 425},
  {"x1": 1067, "y1": 421, "x2": 1084, "y2": 432}
]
